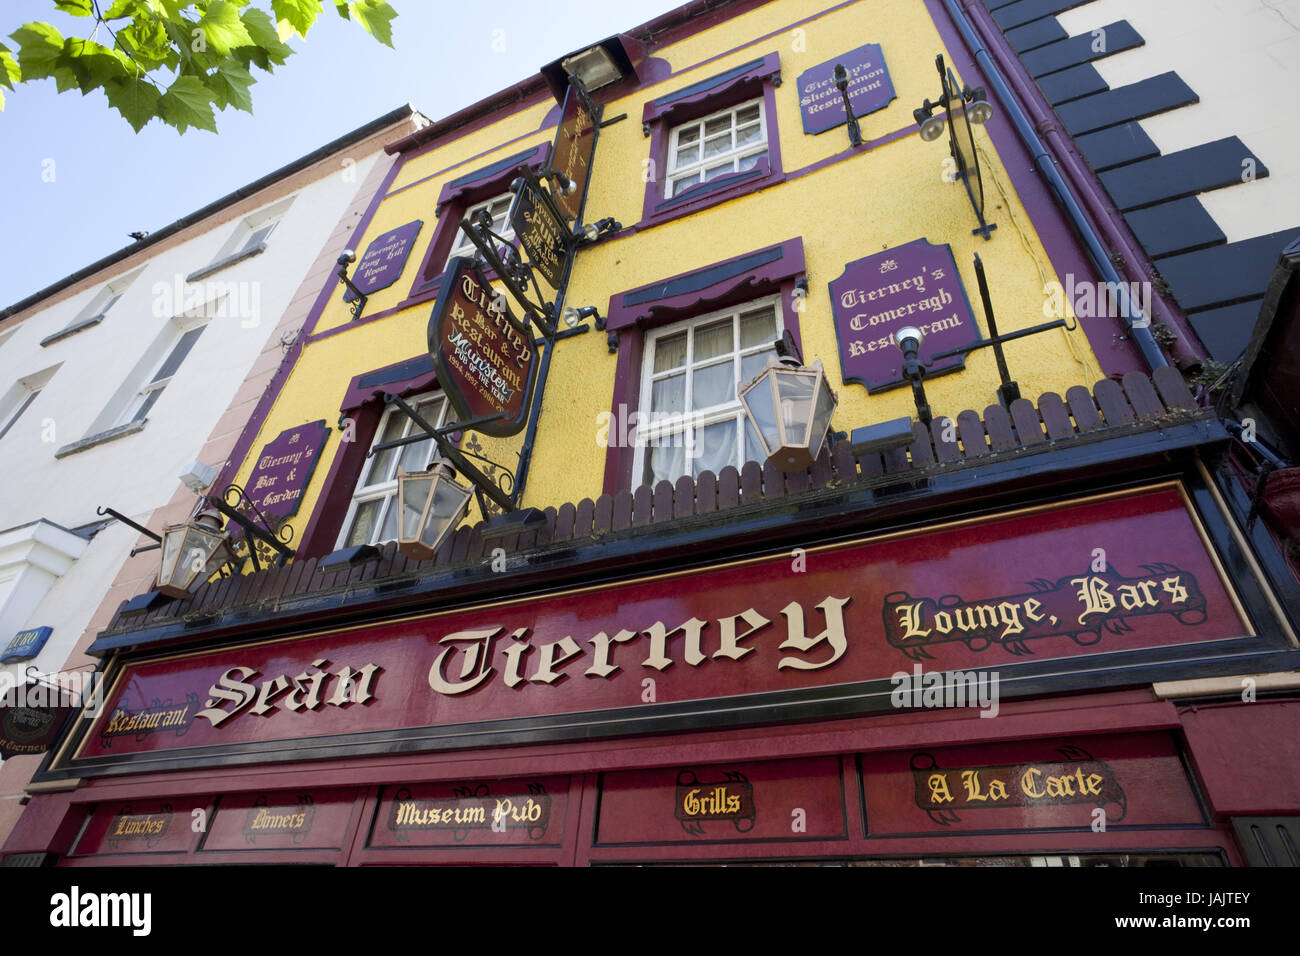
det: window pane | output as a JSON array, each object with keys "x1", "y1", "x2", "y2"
[
  {"x1": 653, "y1": 332, "x2": 687, "y2": 372},
  {"x1": 345, "y1": 499, "x2": 382, "y2": 547},
  {"x1": 704, "y1": 162, "x2": 734, "y2": 181},
  {"x1": 703, "y1": 134, "x2": 732, "y2": 159},
  {"x1": 692, "y1": 361, "x2": 732, "y2": 409},
  {"x1": 398, "y1": 437, "x2": 436, "y2": 475},
  {"x1": 674, "y1": 145, "x2": 699, "y2": 167},
  {"x1": 740, "y1": 307, "x2": 777, "y2": 348},
  {"x1": 736, "y1": 103, "x2": 760, "y2": 125},
  {"x1": 693, "y1": 420, "x2": 735, "y2": 477},
  {"x1": 645, "y1": 439, "x2": 686, "y2": 487},
  {"x1": 744, "y1": 416, "x2": 765, "y2": 464},
  {"x1": 736, "y1": 124, "x2": 763, "y2": 147},
  {"x1": 704, "y1": 116, "x2": 731, "y2": 137},
  {"x1": 694, "y1": 319, "x2": 733, "y2": 362},
  {"x1": 741, "y1": 349, "x2": 775, "y2": 384},
  {"x1": 131, "y1": 387, "x2": 163, "y2": 423},
  {"x1": 738, "y1": 154, "x2": 760, "y2": 172},
  {"x1": 378, "y1": 496, "x2": 399, "y2": 543},
  {"x1": 677, "y1": 126, "x2": 700, "y2": 144},
  {"x1": 365, "y1": 412, "x2": 407, "y2": 486},
  {"x1": 651, "y1": 373, "x2": 685, "y2": 414},
  {"x1": 670, "y1": 172, "x2": 700, "y2": 194},
  {"x1": 151, "y1": 325, "x2": 205, "y2": 384},
  {"x1": 0, "y1": 389, "x2": 39, "y2": 441}
]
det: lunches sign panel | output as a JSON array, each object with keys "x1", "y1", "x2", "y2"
[{"x1": 62, "y1": 485, "x2": 1257, "y2": 775}]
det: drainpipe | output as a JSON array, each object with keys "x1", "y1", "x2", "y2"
[{"x1": 945, "y1": 0, "x2": 1206, "y2": 373}]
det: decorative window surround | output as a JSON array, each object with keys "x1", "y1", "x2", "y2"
[
  {"x1": 408, "y1": 143, "x2": 551, "y2": 299},
  {"x1": 298, "y1": 354, "x2": 458, "y2": 558},
  {"x1": 641, "y1": 52, "x2": 784, "y2": 226},
  {"x1": 0, "y1": 519, "x2": 87, "y2": 645},
  {"x1": 602, "y1": 237, "x2": 806, "y2": 495}
]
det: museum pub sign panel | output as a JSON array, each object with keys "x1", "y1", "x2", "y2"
[{"x1": 64, "y1": 486, "x2": 1256, "y2": 774}]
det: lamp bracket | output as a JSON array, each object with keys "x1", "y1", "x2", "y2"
[
  {"x1": 96, "y1": 506, "x2": 161, "y2": 544},
  {"x1": 456, "y1": 214, "x2": 556, "y2": 338},
  {"x1": 375, "y1": 394, "x2": 518, "y2": 513},
  {"x1": 209, "y1": 484, "x2": 296, "y2": 572}
]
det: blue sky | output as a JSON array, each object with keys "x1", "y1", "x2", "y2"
[{"x1": 0, "y1": 0, "x2": 681, "y2": 308}]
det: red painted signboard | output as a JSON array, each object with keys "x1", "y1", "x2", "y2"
[
  {"x1": 70, "y1": 796, "x2": 212, "y2": 856},
  {"x1": 369, "y1": 776, "x2": 569, "y2": 848},
  {"x1": 66, "y1": 485, "x2": 1250, "y2": 773},
  {"x1": 596, "y1": 757, "x2": 845, "y2": 844},
  {"x1": 860, "y1": 732, "x2": 1204, "y2": 834},
  {"x1": 201, "y1": 788, "x2": 359, "y2": 852}
]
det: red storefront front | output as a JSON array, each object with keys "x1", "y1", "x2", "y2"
[{"x1": 5, "y1": 370, "x2": 1298, "y2": 867}]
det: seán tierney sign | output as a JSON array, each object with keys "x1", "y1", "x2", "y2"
[{"x1": 60, "y1": 485, "x2": 1256, "y2": 776}]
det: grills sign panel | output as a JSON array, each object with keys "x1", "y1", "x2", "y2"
[{"x1": 429, "y1": 256, "x2": 537, "y2": 436}]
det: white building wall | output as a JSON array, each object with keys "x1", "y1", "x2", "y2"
[{"x1": 0, "y1": 149, "x2": 384, "y2": 704}]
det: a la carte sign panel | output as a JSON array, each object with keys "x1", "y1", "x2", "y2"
[
  {"x1": 797, "y1": 43, "x2": 895, "y2": 136},
  {"x1": 830, "y1": 238, "x2": 980, "y2": 392},
  {"x1": 428, "y1": 257, "x2": 538, "y2": 436},
  {"x1": 63, "y1": 485, "x2": 1256, "y2": 775}
]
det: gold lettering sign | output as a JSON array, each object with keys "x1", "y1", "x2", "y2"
[
  {"x1": 107, "y1": 807, "x2": 173, "y2": 850},
  {"x1": 911, "y1": 747, "x2": 1126, "y2": 825},
  {"x1": 387, "y1": 783, "x2": 551, "y2": 843},
  {"x1": 674, "y1": 770, "x2": 756, "y2": 836}
]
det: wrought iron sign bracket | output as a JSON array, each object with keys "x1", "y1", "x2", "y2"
[
  {"x1": 375, "y1": 394, "x2": 518, "y2": 513},
  {"x1": 96, "y1": 506, "x2": 162, "y2": 557},
  {"x1": 207, "y1": 485, "x2": 296, "y2": 572},
  {"x1": 928, "y1": 253, "x2": 1075, "y2": 407},
  {"x1": 456, "y1": 213, "x2": 556, "y2": 338}
]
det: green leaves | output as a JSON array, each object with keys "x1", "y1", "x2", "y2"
[
  {"x1": 345, "y1": 0, "x2": 395, "y2": 48},
  {"x1": 272, "y1": 0, "x2": 321, "y2": 38},
  {"x1": 161, "y1": 73, "x2": 216, "y2": 131},
  {"x1": 3, "y1": 0, "x2": 399, "y2": 132},
  {"x1": 197, "y1": 0, "x2": 254, "y2": 56},
  {"x1": 105, "y1": 75, "x2": 162, "y2": 131}
]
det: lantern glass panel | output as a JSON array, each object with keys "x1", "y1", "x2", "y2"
[
  {"x1": 809, "y1": 371, "x2": 838, "y2": 457},
  {"x1": 400, "y1": 476, "x2": 434, "y2": 541},
  {"x1": 419, "y1": 480, "x2": 472, "y2": 550},
  {"x1": 740, "y1": 369, "x2": 780, "y2": 455},
  {"x1": 774, "y1": 368, "x2": 817, "y2": 448}
]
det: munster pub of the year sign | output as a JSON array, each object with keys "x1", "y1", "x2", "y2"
[
  {"x1": 429, "y1": 257, "x2": 538, "y2": 436},
  {"x1": 798, "y1": 43, "x2": 895, "y2": 136},
  {"x1": 830, "y1": 238, "x2": 980, "y2": 392},
  {"x1": 60, "y1": 483, "x2": 1264, "y2": 776},
  {"x1": 343, "y1": 220, "x2": 422, "y2": 300}
]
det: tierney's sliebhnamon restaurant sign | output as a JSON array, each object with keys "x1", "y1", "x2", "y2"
[{"x1": 56, "y1": 484, "x2": 1258, "y2": 776}]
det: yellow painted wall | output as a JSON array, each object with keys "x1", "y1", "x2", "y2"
[{"x1": 225, "y1": 0, "x2": 1101, "y2": 556}]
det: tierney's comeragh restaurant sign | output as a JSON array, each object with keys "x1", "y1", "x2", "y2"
[{"x1": 60, "y1": 485, "x2": 1252, "y2": 775}]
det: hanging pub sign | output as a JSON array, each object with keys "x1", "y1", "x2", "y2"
[
  {"x1": 0, "y1": 680, "x2": 79, "y2": 759},
  {"x1": 428, "y1": 256, "x2": 538, "y2": 436},
  {"x1": 549, "y1": 80, "x2": 599, "y2": 224},
  {"x1": 342, "y1": 220, "x2": 423, "y2": 300},
  {"x1": 2, "y1": 625, "x2": 52, "y2": 664},
  {"x1": 797, "y1": 43, "x2": 895, "y2": 135},
  {"x1": 830, "y1": 238, "x2": 980, "y2": 392},
  {"x1": 509, "y1": 175, "x2": 571, "y2": 289},
  {"x1": 57, "y1": 484, "x2": 1269, "y2": 777},
  {"x1": 242, "y1": 420, "x2": 330, "y2": 522}
]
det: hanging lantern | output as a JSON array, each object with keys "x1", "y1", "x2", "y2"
[
  {"x1": 396, "y1": 462, "x2": 473, "y2": 560},
  {"x1": 157, "y1": 507, "x2": 235, "y2": 598},
  {"x1": 738, "y1": 355, "x2": 838, "y2": 472}
]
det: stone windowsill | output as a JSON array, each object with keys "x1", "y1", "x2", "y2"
[
  {"x1": 40, "y1": 314, "x2": 106, "y2": 347},
  {"x1": 185, "y1": 242, "x2": 267, "y2": 283},
  {"x1": 54, "y1": 419, "x2": 147, "y2": 459}
]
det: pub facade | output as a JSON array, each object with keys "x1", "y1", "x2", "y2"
[{"x1": 4, "y1": 0, "x2": 1297, "y2": 868}]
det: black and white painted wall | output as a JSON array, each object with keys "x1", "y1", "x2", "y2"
[{"x1": 983, "y1": 0, "x2": 1300, "y2": 365}]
